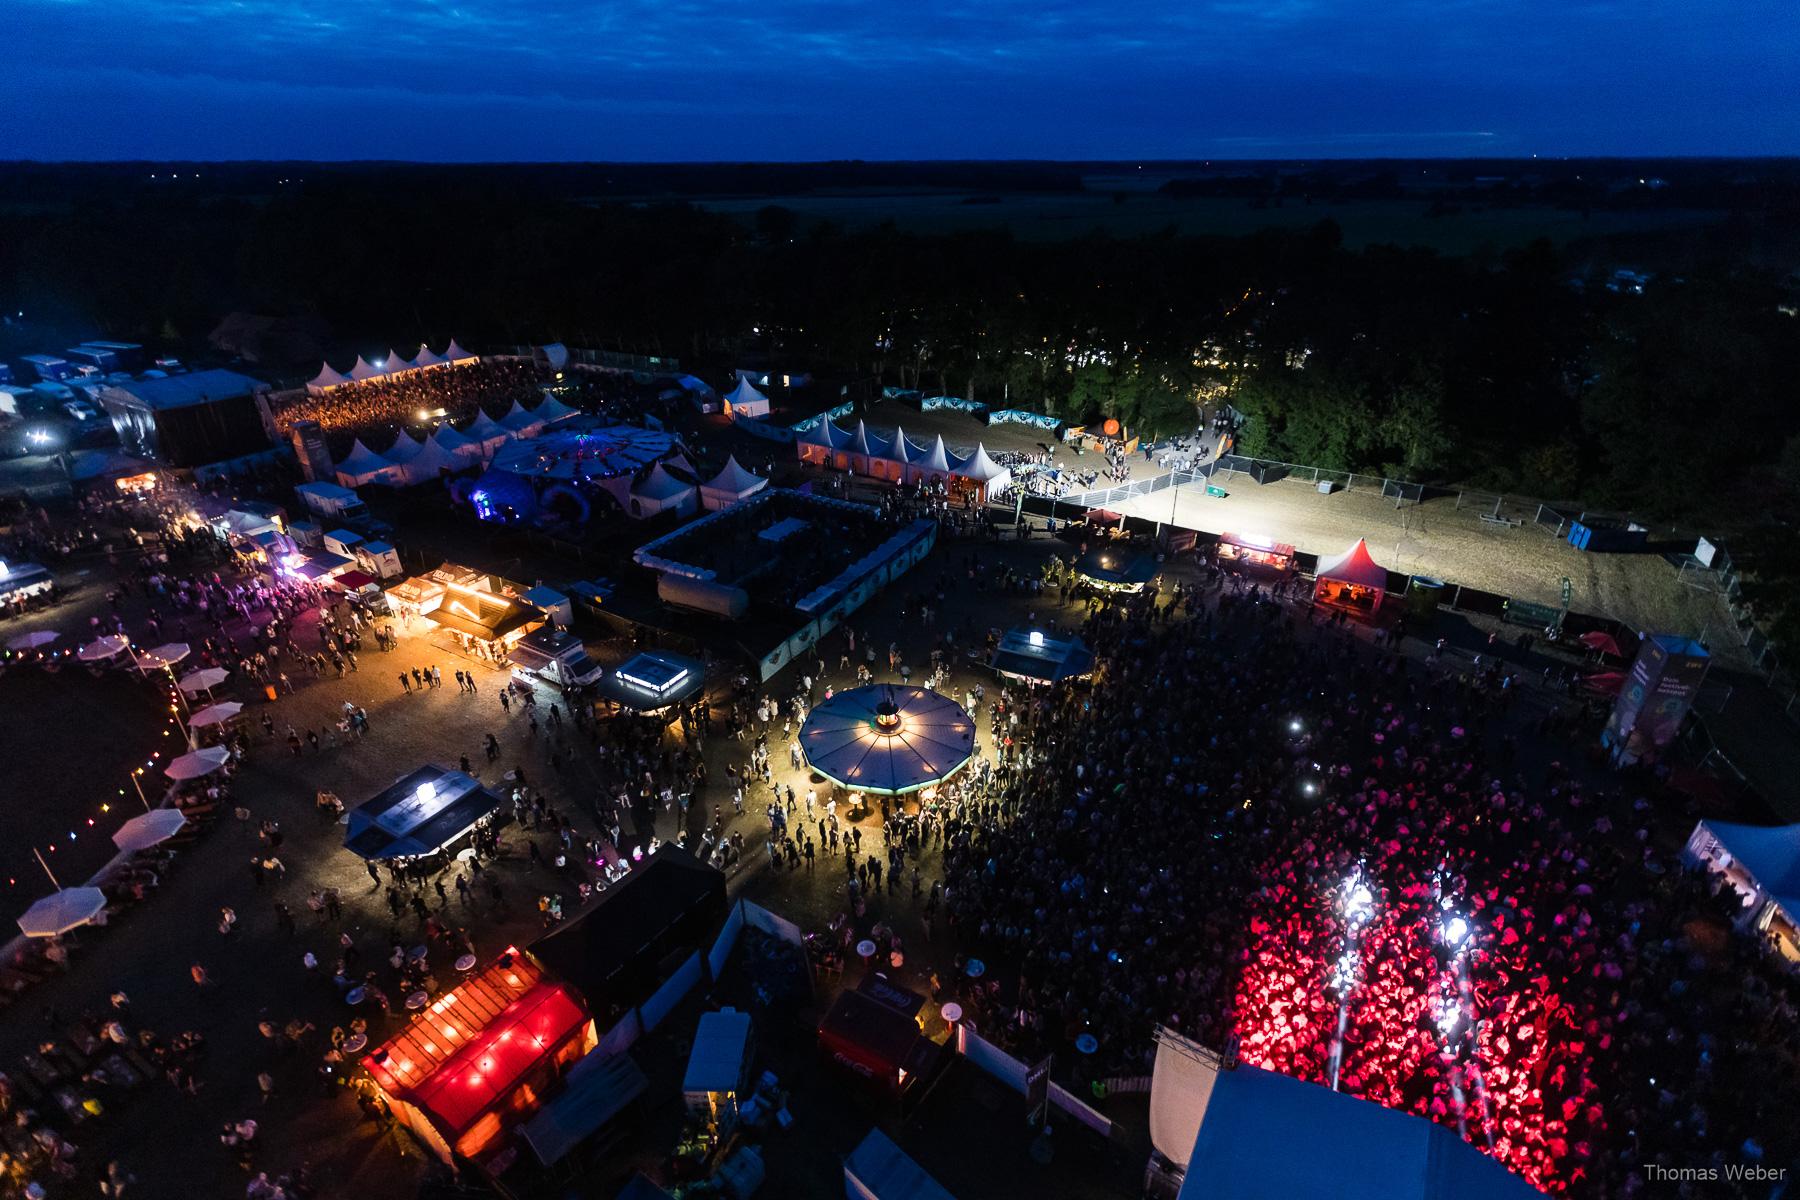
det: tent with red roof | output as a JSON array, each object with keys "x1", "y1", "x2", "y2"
[{"x1": 1313, "y1": 538, "x2": 1391, "y2": 620}]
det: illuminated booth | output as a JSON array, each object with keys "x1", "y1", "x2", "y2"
[
  {"x1": 1683, "y1": 820, "x2": 1800, "y2": 962},
  {"x1": 361, "y1": 950, "x2": 596, "y2": 1168},
  {"x1": 346, "y1": 765, "x2": 506, "y2": 862},
  {"x1": 595, "y1": 649, "x2": 705, "y2": 713},
  {"x1": 818, "y1": 972, "x2": 947, "y2": 1098},
  {"x1": 800, "y1": 685, "x2": 974, "y2": 796},
  {"x1": 989, "y1": 628, "x2": 1094, "y2": 686},
  {"x1": 0, "y1": 561, "x2": 56, "y2": 608},
  {"x1": 1311, "y1": 538, "x2": 1390, "y2": 620},
  {"x1": 1217, "y1": 532, "x2": 1296, "y2": 575},
  {"x1": 1072, "y1": 547, "x2": 1156, "y2": 594},
  {"x1": 421, "y1": 585, "x2": 543, "y2": 661}
]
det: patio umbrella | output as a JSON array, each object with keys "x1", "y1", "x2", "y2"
[
  {"x1": 7, "y1": 630, "x2": 61, "y2": 651},
  {"x1": 78, "y1": 635, "x2": 130, "y2": 661},
  {"x1": 189, "y1": 701, "x2": 244, "y2": 728},
  {"x1": 17, "y1": 887, "x2": 108, "y2": 938},
  {"x1": 137, "y1": 642, "x2": 191, "y2": 669},
  {"x1": 1580, "y1": 671, "x2": 1626, "y2": 696},
  {"x1": 1578, "y1": 631, "x2": 1624, "y2": 658},
  {"x1": 179, "y1": 667, "x2": 231, "y2": 695},
  {"x1": 165, "y1": 745, "x2": 231, "y2": 780},
  {"x1": 112, "y1": 808, "x2": 188, "y2": 852}
]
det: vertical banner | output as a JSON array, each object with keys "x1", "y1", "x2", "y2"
[
  {"x1": 1604, "y1": 634, "x2": 1711, "y2": 762},
  {"x1": 1025, "y1": 1054, "x2": 1053, "y2": 1126}
]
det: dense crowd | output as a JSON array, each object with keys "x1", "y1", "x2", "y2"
[
  {"x1": 910, "y1": 564, "x2": 1800, "y2": 1196},
  {"x1": 268, "y1": 361, "x2": 630, "y2": 452}
]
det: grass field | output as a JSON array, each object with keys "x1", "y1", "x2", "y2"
[{"x1": 698, "y1": 188, "x2": 1724, "y2": 252}]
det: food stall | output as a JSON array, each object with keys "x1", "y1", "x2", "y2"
[
  {"x1": 683, "y1": 1007, "x2": 754, "y2": 1136},
  {"x1": 1217, "y1": 532, "x2": 1296, "y2": 576},
  {"x1": 1072, "y1": 547, "x2": 1156, "y2": 594},
  {"x1": 361, "y1": 950, "x2": 596, "y2": 1169},
  {"x1": 818, "y1": 973, "x2": 946, "y2": 1100},
  {"x1": 1311, "y1": 538, "x2": 1390, "y2": 621}
]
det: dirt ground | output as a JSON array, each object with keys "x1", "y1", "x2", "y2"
[{"x1": 1110, "y1": 474, "x2": 1744, "y2": 664}]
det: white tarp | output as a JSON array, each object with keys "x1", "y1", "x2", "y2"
[{"x1": 1150, "y1": 1026, "x2": 1222, "y2": 1167}]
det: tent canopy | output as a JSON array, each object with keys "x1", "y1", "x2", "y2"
[
  {"x1": 384, "y1": 429, "x2": 426, "y2": 465},
  {"x1": 461, "y1": 409, "x2": 512, "y2": 446},
  {"x1": 950, "y1": 442, "x2": 1010, "y2": 486},
  {"x1": 308, "y1": 362, "x2": 351, "y2": 391},
  {"x1": 914, "y1": 435, "x2": 951, "y2": 474},
  {"x1": 844, "y1": 1128, "x2": 957, "y2": 1200},
  {"x1": 800, "y1": 684, "x2": 974, "y2": 796},
  {"x1": 1176, "y1": 1058, "x2": 1543, "y2": 1200},
  {"x1": 704, "y1": 455, "x2": 765, "y2": 495},
  {"x1": 1315, "y1": 538, "x2": 1390, "y2": 589},
  {"x1": 445, "y1": 339, "x2": 476, "y2": 361},
  {"x1": 633, "y1": 462, "x2": 696, "y2": 503},
  {"x1": 520, "y1": 1048, "x2": 648, "y2": 1166},
  {"x1": 349, "y1": 355, "x2": 384, "y2": 381},
  {"x1": 345, "y1": 765, "x2": 505, "y2": 860},
  {"x1": 1688, "y1": 820, "x2": 1800, "y2": 918},
  {"x1": 801, "y1": 420, "x2": 848, "y2": 450},
  {"x1": 335, "y1": 439, "x2": 396, "y2": 486},
  {"x1": 724, "y1": 377, "x2": 768, "y2": 408},
  {"x1": 534, "y1": 393, "x2": 579, "y2": 423},
  {"x1": 682, "y1": 1007, "x2": 752, "y2": 1096},
  {"x1": 18, "y1": 888, "x2": 108, "y2": 938}
]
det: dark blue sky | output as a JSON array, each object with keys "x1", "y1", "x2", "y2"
[{"x1": 5, "y1": 0, "x2": 1796, "y2": 160}]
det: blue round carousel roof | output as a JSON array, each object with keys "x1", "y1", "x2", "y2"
[
  {"x1": 800, "y1": 684, "x2": 974, "y2": 795},
  {"x1": 488, "y1": 421, "x2": 677, "y2": 482}
]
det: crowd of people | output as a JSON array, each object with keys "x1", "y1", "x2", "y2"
[{"x1": 893, "y1": 558, "x2": 1800, "y2": 1197}]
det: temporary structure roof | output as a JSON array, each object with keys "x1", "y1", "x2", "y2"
[
  {"x1": 1686, "y1": 821, "x2": 1800, "y2": 924},
  {"x1": 800, "y1": 419, "x2": 848, "y2": 450},
  {"x1": 462, "y1": 409, "x2": 512, "y2": 448},
  {"x1": 385, "y1": 349, "x2": 416, "y2": 372},
  {"x1": 949, "y1": 443, "x2": 1010, "y2": 486},
  {"x1": 887, "y1": 426, "x2": 919, "y2": 464},
  {"x1": 431, "y1": 422, "x2": 481, "y2": 460},
  {"x1": 633, "y1": 462, "x2": 696, "y2": 503},
  {"x1": 1315, "y1": 538, "x2": 1390, "y2": 590},
  {"x1": 413, "y1": 345, "x2": 447, "y2": 368},
  {"x1": 384, "y1": 429, "x2": 426, "y2": 465},
  {"x1": 800, "y1": 684, "x2": 975, "y2": 796},
  {"x1": 521, "y1": 1048, "x2": 649, "y2": 1167},
  {"x1": 682, "y1": 1007, "x2": 752, "y2": 1097},
  {"x1": 533, "y1": 393, "x2": 579, "y2": 423},
  {"x1": 700, "y1": 456, "x2": 768, "y2": 508},
  {"x1": 335, "y1": 439, "x2": 396, "y2": 486},
  {"x1": 500, "y1": 399, "x2": 547, "y2": 436},
  {"x1": 848, "y1": 420, "x2": 891, "y2": 458},
  {"x1": 444, "y1": 339, "x2": 476, "y2": 362},
  {"x1": 308, "y1": 362, "x2": 351, "y2": 392},
  {"x1": 1174, "y1": 1056, "x2": 1542, "y2": 1200},
  {"x1": 349, "y1": 355, "x2": 384, "y2": 382},
  {"x1": 346, "y1": 765, "x2": 505, "y2": 860},
  {"x1": 399, "y1": 436, "x2": 462, "y2": 486},
  {"x1": 843, "y1": 1128, "x2": 957, "y2": 1200},
  {"x1": 914, "y1": 435, "x2": 952, "y2": 474},
  {"x1": 724, "y1": 376, "x2": 768, "y2": 407}
]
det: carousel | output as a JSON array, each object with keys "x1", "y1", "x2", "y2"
[{"x1": 800, "y1": 684, "x2": 975, "y2": 796}]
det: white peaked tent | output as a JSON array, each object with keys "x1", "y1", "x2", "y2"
[
  {"x1": 911, "y1": 434, "x2": 952, "y2": 480},
  {"x1": 847, "y1": 420, "x2": 892, "y2": 461},
  {"x1": 349, "y1": 355, "x2": 385, "y2": 382},
  {"x1": 533, "y1": 393, "x2": 579, "y2": 424},
  {"x1": 384, "y1": 429, "x2": 426, "y2": 466},
  {"x1": 413, "y1": 344, "x2": 447, "y2": 368},
  {"x1": 630, "y1": 463, "x2": 698, "y2": 518},
  {"x1": 335, "y1": 439, "x2": 396, "y2": 486},
  {"x1": 385, "y1": 349, "x2": 416, "y2": 372},
  {"x1": 431, "y1": 422, "x2": 482, "y2": 463},
  {"x1": 700, "y1": 455, "x2": 769, "y2": 511},
  {"x1": 797, "y1": 418, "x2": 849, "y2": 463},
  {"x1": 445, "y1": 339, "x2": 477, "y2": 362},
  {"x1": 462, "y1": 409, "x2": 512, "y2": 454},
  {"x1": 723, "y1": 376, "x2": 771, "y2": 418},
  {"x1": 949, "y1": 442, "x2": 1012, "y2": 499},
  {"x1": 500, "y1": 399, "x2": 547, "y2": 438},
  {"x1": 397, "y1": 435, "x2": 461, "y2": 486},
  {"x1": 307, "y1": 362, "x2": 351, "y2": 394},
  {"x1": 887, "y1": 426, "x2": 919, "y2": 465}
]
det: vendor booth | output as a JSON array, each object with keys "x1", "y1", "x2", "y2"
[
  {"x1": 1072, "y1": 547, "x2": 1156, "y2": 593},
  {"x1": 362, "y1": 950, "x2": 596, "y2": 1167},
  {"x1": 700, "y1": 456, "x2": 769, "y2": 511},
  {"x1": 596, "y1": 649, "x2": 706, "y2": 713},
  {"x1": 345, "y1": 765, "x2": 506, "y2": 861},
  {"x1": 989, "y1": 628, "x2": 1094, "y2": 686},
  {"x1": 1217, "y1": 532, "x2": 1296, "y2": 575},
  {"x1": 845, "y1": 1128, "x2": 958, "y2": 1200},
  {"x1": 1683, "y1": 821, "x2": 1800, "y2": 961},
  {"x1": 1312, "y1": 538, "x2": 1390, "y2": 620},
  {"x1": 818, "y1": 973, "x2": 946, "y2": 1099},
  {"x1": 0, "y1": 560, "x2": 56, "y2": 609},
  {"x1": 530, "y1": 846, "x2": 728, "y2": 1028},
  {"x1": 421, "y1": 584, "x2": 543, "y2": 661},
  {"x1": 683, "y1": 1008, "x2": 754, "y2": 1135}
]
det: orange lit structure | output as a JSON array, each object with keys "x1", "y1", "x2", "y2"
[
  {"x1": 1311, "y1": 538, "x2": 1391, "y2": 621},
  {"x1": 1217, "y1": 531, "x2": 1296, "y2": 576},
  {"x1": 362, "y1": 951, "x2": 595, "y2": 1167}
]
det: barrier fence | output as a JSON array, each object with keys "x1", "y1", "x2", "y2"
[{"x1": 955, "y1": 1025, "x2": 1116, "y2": 1138}]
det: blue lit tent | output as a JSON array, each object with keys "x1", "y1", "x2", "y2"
[{"x1": 800, "y1": 684, "x2": 974, "y2": 795}]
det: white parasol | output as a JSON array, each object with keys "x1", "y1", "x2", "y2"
[
  {"x1": 7, "y1": 630, "x2": 61, "y2": 651},
  {"x1": 189, "y1": 701, "x2": 244, "y2": 728},
  {"x1": 111, "y1": 809, "x2": 188, "y2": 852},
  {"x1": 17, "y1": 888, "x2": 108, "y2": 938},
  {"x1": 178, "y1": 666, "x2": 231, "y2": 695},
  {"x1": 165, "y1": 745, "x2": 231, "y2": 780},
  {"x1": 78, "y1": 635, "x2": 130, "y2": 661}
]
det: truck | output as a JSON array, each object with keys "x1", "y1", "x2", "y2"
[
  {"x1": 294, "y1": 481, "x2": 370, "y2": 526},
  {"x1": 508, "y1": 626, "x2": 605, "y2": 691}
]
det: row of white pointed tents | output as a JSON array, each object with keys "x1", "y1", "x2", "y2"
[
  {"x1": 795, "y1": 419, "x2": 1012, "y2": 499},
  {"x1": 333, "y1": 394, "x2": 581, "y2": 488},
  {"x1": 306, "y1": 340, "x2": 477, "y2": 394}
]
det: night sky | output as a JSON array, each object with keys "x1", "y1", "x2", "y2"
[{"x1": 5, "y1": 0, "x2": 1796, "y2": 160}]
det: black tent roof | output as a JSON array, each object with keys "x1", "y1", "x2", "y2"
[{"x1": 529, "y1": 845, "x2": 726, "y2": 1012}]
